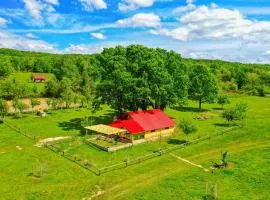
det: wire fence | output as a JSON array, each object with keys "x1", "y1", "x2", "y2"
[
  {"x1": 4, "y1": 120, "x2": 239, "y2": 176},
  {"x1": 98, "y1": 126, "x2": 239, "y2": 174},
  {"x1": 4, "y1": 120, "x2": 100, "y2": 175}
]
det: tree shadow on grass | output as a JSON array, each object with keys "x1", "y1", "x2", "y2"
[
  {"x1": 214, "y1": 123, "x2": 231, "y2": 127},
  {"x1": 11, "y1": 115, "x2": 28, "y2": 119},
  {"x1": 213, "y1": 107, "x2": 224, "y2": 111},
  {"x1": 58, "y1": 111, "x2": 116, "y2": 135},
  {"x1": 171, "y1": 106, "x2": 210, "y2": 113},
  {"x1": 167, "y1": 138, "x2": 187, "y2": 145}
]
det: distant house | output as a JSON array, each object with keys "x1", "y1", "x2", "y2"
[
  {"x1": 108, "y1": 109, "x2": 176, "y2": 141},
  {"x1": 34, "y1": 75, "x2": 46, "y2": 82}
]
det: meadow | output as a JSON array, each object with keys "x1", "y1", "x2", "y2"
[
  {"x1": 0, "y1": 95, "x2": 269, "y2": 199},
  {"x1": 0, "y1": 72, "x2": 55, "y2": 95}
]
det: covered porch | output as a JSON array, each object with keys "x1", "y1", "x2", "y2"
[{"x1": 85, "y1": 124, "x2": 130, "y2": 143}]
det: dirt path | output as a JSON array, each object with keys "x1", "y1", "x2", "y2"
[
  {"x1": 34, "y1": 136, "x2": 72, "y2": 147},
  {"x1": 170, "y1": 153, "x2": 210, "y2": 172},
  {"x1": 7, "y1": 98, "x2": 80, "y2": 113},
  {"x1": 7, "y1": 98, "x2": 49, "y2": 113}
]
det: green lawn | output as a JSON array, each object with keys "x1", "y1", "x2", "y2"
[
  {"x1": 0, "y1": 95, "x2": 269, "y2": 199},
  {"x1": 1, "y1": 72, "x2": 55, "y2": 94}
]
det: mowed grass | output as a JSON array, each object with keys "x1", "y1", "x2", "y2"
[
  {"x1": 0, "y1": 95, "x2": 269, "y2": 199},
  {"x1": 1, "y1": 72, "x2": 55, "y2": 94},
  {"x1": 4, "y1": 98, "x2": 230, "y2": 167}
]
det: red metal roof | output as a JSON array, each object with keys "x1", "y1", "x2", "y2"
[
  {"x1": 34, "y1": 75, "x2": 46, "y2": 80},
  {"x1": 109, "y1": 119, "x2": 144, "y2": 134},
  {"x1": 109, "y1": 109, "x2": 175, "y2": 134}
]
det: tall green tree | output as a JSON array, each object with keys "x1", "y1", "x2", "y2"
[
  {"x1": 45, "y1": 78, "x2": 60, "y2": 98},
  {"x1": 189, "y1": 65, "x2": 218, "y2": 110},
  {"x1": 0, "y1": 59, "x2": 13, "y2": 77},
  {"x1": 97, "y1": 45, "x2": 189, "y2": 115}
]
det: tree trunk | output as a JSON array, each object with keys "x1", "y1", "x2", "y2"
[{"x1": 199, "y1": 97, "x2": 202, "y2": 111}]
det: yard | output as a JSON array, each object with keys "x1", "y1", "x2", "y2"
[{"x1": 0, "y1": 95, "x2": 269, "y2": 199}]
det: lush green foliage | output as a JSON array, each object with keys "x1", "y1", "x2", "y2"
[
  {"x1": 1, "y1": 46, "x2": 269, "y2": 113},
  {"x1": 217, "y1": 95, "x2": 231, "y2": 108},
  {"x1": 222, "y1": 103, "x2": 248, "y2": 123},
  {"x1": 97, "y1": 45, "x2": 189, "y2": 114},
  {"x1": 179, "y1": 119, "x2": 197, "y2": 139},
  {"x1": 189, "y1": 65, "x2": 218, "y2": 110},
  {"x1": 0, "y1": 99, "x2": 8, "y2": 119}
]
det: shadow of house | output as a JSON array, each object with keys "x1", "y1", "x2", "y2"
[
  {"x1": 58, "y1": 112, "x2": 116, "y2": 135},
  {"x1": 171, "y1": 106, "x2": 210, "y2": 113}
]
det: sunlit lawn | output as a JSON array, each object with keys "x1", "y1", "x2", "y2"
[{"x1": 1, "y1": 95, "x2": 269, "y2": 199}]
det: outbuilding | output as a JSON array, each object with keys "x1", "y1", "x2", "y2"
[
  {"x1": 109, "y1": 109, "x2": 176, "y2": 142},
  {"x1": 34, "y1": 75, "x2": 46, "y2": 82}
]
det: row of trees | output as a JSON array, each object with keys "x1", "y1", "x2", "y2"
[
  {"x1": 96, "y1": 45, "x2": 219, "y2": 115},
  {"x1": 0, "y1": 45, "x2": 269, "y2": 115}
]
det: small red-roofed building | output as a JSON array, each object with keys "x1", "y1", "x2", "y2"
[
  {"x1": 34, "y1": 75, "x2": 46, "y2": 82},
  {"x1": 108, "y1": 109, "x2": 176, "y2": 142}
]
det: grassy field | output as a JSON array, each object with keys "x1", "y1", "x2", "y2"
[
  {"x1": 1, "y1": 72, "x2": 55, "y2": 94},
  {"x1": 0, "y1": 95, "x2": 269, "y2": 199}
]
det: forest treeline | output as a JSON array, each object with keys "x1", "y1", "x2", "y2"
[{"x1": 0, "y1": 45, "x2": 269, "y2": 114}]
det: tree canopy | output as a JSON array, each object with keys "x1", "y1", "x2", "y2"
[
  {"x1": 97, "y1": 45, "x2": 189, "y2": 115},
  {"x1": 188, "y1": 65, "x2": 218, "y2": 110},
  {"x1": 0, "y1": 46, "x2": 269, "y2": 115}
]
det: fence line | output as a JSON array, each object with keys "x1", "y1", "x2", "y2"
[
  {"x1": 4, "y1": 120, "x2": 100, "y2": 175},
  {"x1": 4, "y1": 119, "x2": 239, "y2": 176},
  {"x1": 98, "y1": 126, "x2": 239, "y2": 174}
]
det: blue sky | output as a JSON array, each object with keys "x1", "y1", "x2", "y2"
[{"x1": 0, "y1": 0, "x2": 270, "y2": 63}]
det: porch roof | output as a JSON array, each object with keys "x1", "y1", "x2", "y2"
[{"x1": 85, "y1": 124, "x2": 127, "y2": 135}]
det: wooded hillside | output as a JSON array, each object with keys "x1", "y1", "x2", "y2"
[{"x1": 0, "y1": 45, "x2": 269, "y2": 114}]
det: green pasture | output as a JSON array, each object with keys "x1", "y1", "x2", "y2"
[
  {"x1": 0, "y1": 95, "x2": 269, "y2": 199},
  {"x1": 1, "y1": 72, "x2": 55, "y2": 94}
]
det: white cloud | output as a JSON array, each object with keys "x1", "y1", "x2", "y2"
[
  {"x1": 117, "y1": 13, "x2": 161, "y2": 28},
  {"x1": 91, "y1": 32, "x2": 106, "y2": 39},
  {"x1": 65, "y1": 44, "x2": 104, "y2": 54},
  {"x1": 22, "y1": 0, "x2": 44, "y2": 25},
  {"x1": 78, "y1": 0, "x2": 107, "y2": 11},
  {"x1": 210, "y1": 3, "x2": 218, "y2": 9},
  {"x1": 173, "y1": 4, "x2": 196, "y2": 15},
  {"x1": 64, "y1": 42, "x2": 134, "y2": 54},
  {"x1": 119, "y1": 0, "x2": 155, "y2": 12},
  {"x1": 0, "y1": 17, "x2": 8, "y2": 27},
  {"x1": 150, "y1": 27, "x2": 190, "y2": 40},
  {"x1": 22, "y1": 0, "x2": 60, "y2": 25},
  {"x1": 264, "y1": 50, "x2": 270, "y2": 56},
  {"x1": 153, "y1": 5, "x2": 270, "y2": 42},
  {"x1": 186, "y1": 0, "x2": 194, "y2": 4},
  {"x1": 12, "y1": 23, "x2": 117, "y2": 34},
  {"x1": 46, "y1": 13, "x2": 63, "y2": 26},
  {"x1": 172, "y1": 0, "x2": 196, "y2": 16},
  {"x1": 44, "y1": 0, "x2": 59, "y2": 5},
  {"x1": 24, "y1": 33, "x2": 39, "y2": 39},
  {"x1": 0, "y1": 30, "x2": 59, "y2": 53}
]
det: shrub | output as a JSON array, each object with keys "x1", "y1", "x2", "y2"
[
  {"x1": 179, "y1": 119, "x2": 197, "y2": 141},
  {"x1": 217, "y1": 95, "x2": 230, "y2": 108},
  {"x1": 222, "y1": 103, "x2": 248, "y2": 124}
]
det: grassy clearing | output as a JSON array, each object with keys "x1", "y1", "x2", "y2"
[
  {"x1": 0, "y1": 95, "x2": 269, "y2": 199},
  {"x1": 1, "y1": 72, "x2": 55, "y2": 94}
]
